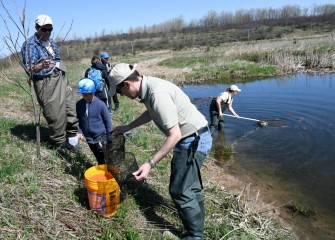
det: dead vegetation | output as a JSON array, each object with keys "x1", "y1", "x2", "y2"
[
  {"x1": 0, "y1": 91, "x2": 297, "y2": 239},
  {"x1": 3, "y1": 36, "x2": 329, "y2": 239}
]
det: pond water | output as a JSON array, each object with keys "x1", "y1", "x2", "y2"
[{"x1": 182, "y1": 73, "x2": 335, "y2": 239}]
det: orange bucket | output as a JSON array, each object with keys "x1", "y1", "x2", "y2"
[{"x1": 84, "y1": 164, "x2": 120, "y2": 217}]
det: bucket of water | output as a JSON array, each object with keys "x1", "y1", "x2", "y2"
[{"x1": 84, "y1": 164, "x2": 120, "y2": 217}]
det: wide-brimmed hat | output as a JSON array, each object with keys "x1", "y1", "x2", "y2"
[{"x1": 108, "y1": 63, "x2": 137, "y2": 95}]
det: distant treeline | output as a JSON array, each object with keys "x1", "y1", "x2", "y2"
[
  {"x1": 127, "y1": 4, "x2": 335, "y2": 35},
  {"x1": 76, "y1": 4, "x2": 335, "y2": 40},
  {"x1": 58, "y1": 4, "x2": 335, "y2": 60},
  {"x1": 1, "y1": 4, "x2": 335, "y2": 67}
]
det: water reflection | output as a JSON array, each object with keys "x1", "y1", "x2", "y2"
[
  {"x1": 183, "y1": 73, "x2": 335, "y2": 239},
  {"x1": 211, "y1": 131, "x2": 231, "y2": 165}
]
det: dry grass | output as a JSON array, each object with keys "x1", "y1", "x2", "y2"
[
  {"x1": 134, "y1": 34, "x2": 335, "y2": 83},
  {"x1": 4, "y1": 36, "x2": 329, "y2": 239},
  {"x1": 0, "y1": 95, "x2": 297, "y2": 239}
]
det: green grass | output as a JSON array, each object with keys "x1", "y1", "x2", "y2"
[
  {"x1": 67, "y1": 62, "x2": 91, "y2": 85},
  {"x1": 157, "y1": 53, "x2": 279, "y2": 83},
  {"x1": 1, "y1": 17, "x2": 334, "y2": 238},
  {"x1": 312, "y1": 44, "x2": 335, "y2": 53},
  {"x1": 183, "y1": 62, "x2": 277, "y2": 82},
  {"x1": 158, "y1": 56, "x2": 211, "y2": 68},
  {"x1": 0, "y1": 75, "x2": 28, "y2": 98},
  {"x1": 0, "y1": 42, "x2": 299, "y2": 239},
  {"x1": 0, "y1": 118, "x2": 24, "y2": 181},
  {"x1": 228, "y1": 61, "x2": 277, "y2": 76}
]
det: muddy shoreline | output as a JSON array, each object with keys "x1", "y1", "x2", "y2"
[{"x1": 135, "y1": 56, "x2": 334, "y2": 239}]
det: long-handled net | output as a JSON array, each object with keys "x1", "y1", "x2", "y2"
[{"x1": 102, "y1": 132, "x2": 142, "y2": 193}]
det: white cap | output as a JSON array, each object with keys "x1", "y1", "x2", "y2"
[
  {"x1": 35, "y1": 15, "x2": 52, "y2": 26},
  {"x1": 108, "y1": 63, "x2": 137, "y2": 95},
  {"x1": 230, "y1": 84, "x2": 241, "y2": 92}
]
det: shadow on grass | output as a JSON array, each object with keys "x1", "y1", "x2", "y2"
[
  {"x1": 10, "y1": 123, "x2": 50, "y2": 143},
  {"x1": 10, "y1": 123, "x2": 93, "y2": 169},
  {"x1": 10, "y1": 123, "x2": 180, "y2": 234},
  {"x1": 127, "y1": 182, "x2": 182, "y2": 237},
  {"x1": 73, "y1": 185, "x2": 91, "y2": 210},
  {"x1": 10, "y1": 123, "x2": 94, "y2": 208},
  {"x1": 66, "y1": 153, "x2": 94, "y2": 209}
]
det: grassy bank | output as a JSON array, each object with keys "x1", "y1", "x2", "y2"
[
  {"x1": 107, "y1": 34, "x2": 333, "y2": 85},
  {"x1": 5, "y1": 35, "x2": 333, "y2": 239},
  {"x1": 0, "y1": 49, "x2": 298, "y2": 239},
  {"x1": 0, "y1": 101, "x2": 296, "y2": 240}
]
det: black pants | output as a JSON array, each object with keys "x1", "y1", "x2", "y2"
[
  {"x1": 88, "y1": 142, "x2": 106, "y2": 165},
  {"x1": 108, "y1": 93, "x2": 120, "y2": 109},
  {"x1": 96, "y1": 86, "x2": 109, "y2": 107},
  {"x1": 209, "y1": 98, "x2": 227, "y2": 132}
]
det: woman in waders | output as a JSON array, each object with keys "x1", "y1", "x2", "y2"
[{"x1": 209, "y1": 84, "x2": 241, "y2": 133}]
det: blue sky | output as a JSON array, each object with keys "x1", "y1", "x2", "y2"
[{"x1": 0, "y1": 0, "x2": 333, "y2": 56}]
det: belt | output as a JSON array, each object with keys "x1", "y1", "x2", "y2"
[
  {"x1": 180, "y1": 125, "x2": 209, "y2": 142},
  {"x1": 32, "y1": 69, "x2": 58, "y2": 80},
  {"x1": 32, "y1": 75, "x2": 46, "y2": 80},
  {"x1": 32, "y1": 74, "x2": 52, "y2": 80}
]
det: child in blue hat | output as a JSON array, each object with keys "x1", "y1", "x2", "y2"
[{"x1": 76, "y1": 78, "x2": 112, "y2": 165}]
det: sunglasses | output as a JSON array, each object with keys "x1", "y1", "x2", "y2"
[
  {"x1": 116, "y1": 81, "x2": 125, "y2": 94},
  {"x1": 40, "y1": 27, "x2": 53, "y2": 33}
]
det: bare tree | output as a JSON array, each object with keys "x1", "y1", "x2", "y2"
[
  {"x1": 0, "y1": 0, "x2": 72, "y2": 160},
  {"x1": 201, "y1": 10, "x2": 219, "y2": 28},
  {"x1": 0, "y1": 0, "x2": 44, "y2": 161}
]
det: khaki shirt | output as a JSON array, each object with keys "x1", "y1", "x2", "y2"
[{"x1": 139, "y1": 76, "x2": 208, "y2": 138}]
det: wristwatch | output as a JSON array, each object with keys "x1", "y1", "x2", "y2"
[{"x1": 148, "y1": 159, "x2": 155, "y2": 168}]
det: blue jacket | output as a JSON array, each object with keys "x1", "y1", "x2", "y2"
[
  {"x1": 76, "y1": 97, "x2": 112, "y2": 144},
  {"x1": 84, "y1": 62, "x2": 109, "y2": 99}
]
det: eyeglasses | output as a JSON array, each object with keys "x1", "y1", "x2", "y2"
[
  {"x1": 116, "y1": 81, "x2": 125, "y2": 94},
  {"x1": 40, "y1": 27, "x2": 53, "y2": 33}
]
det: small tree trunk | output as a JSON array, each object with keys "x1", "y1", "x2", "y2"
[
  {"x1": 35, "y1": 123, "x2": 41, "y2": 160},
  {"x1": 29, "y1": 80, "x2": 41, "y2": 161}
]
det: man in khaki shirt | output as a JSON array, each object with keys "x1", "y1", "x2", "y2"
[{"x1": 110, "y1": 63, "x2": 212, "y2": 239}]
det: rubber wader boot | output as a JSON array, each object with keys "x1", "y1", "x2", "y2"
[
  {"x1": 199, "y1": 201, "x2": 205, "y2": 222},
  {"x1": 209, "y1": 124, "x2": 215, "y2": 134},
  {"x1": 57, "y1": 142, "x2": 68, "y2": 156},
  {"x1": 218, "y1": 120, "x2": 224, "y2": 130},
  {"x1": 180, "y1": 202, "x2": 204, "y2": 240},
  {"x1": 114, "y1": 103, "x2": 119, "y2": 111}
]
